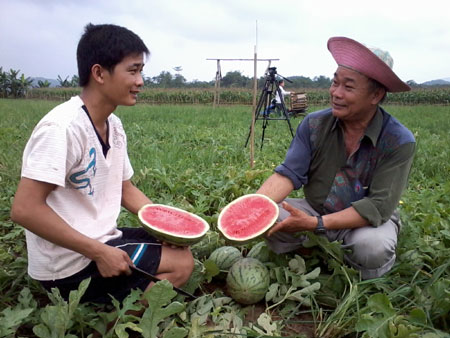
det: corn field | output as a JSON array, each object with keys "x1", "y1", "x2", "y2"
[{"x1": 26, "y1": 87, "x2": 450, "y2": 105}]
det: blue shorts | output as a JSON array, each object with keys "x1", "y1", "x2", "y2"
[{"x1": 40, "y1": 227, "x2": 162, "y2": 304}]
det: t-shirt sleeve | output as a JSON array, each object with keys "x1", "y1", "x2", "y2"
[
  {"x1": 21, "y1": 121, "x2": 70, "y2": 187},
  {"x1": 123, "y1": 150, "x2": 134, "y2": 181},
  {"x1": 351, "y1": 142, "x2": 416, "y2": 226}
]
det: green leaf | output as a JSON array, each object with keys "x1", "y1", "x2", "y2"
[
  {"x1": 288, "y1": 255, "x2": 306, "y2": 274},
  {"x1": 18, "y1": 287, "x2": 37, "y2": 309},
  {"x1": 408, "y1": 308, "x2": 427, "y2": 325},
  {"x1": 355, "y1": 293, "x2": 397, "y2": 338},
  {"x1": 265, "y1": 283, "x2": 279, "y2": 302},
  {"x1": 68, "y1": 277, "x2": 90, "y2": 317},
  {"x1": 163, "y1": 326, "x2": 189, "y2": 338},
  {"x1": 286, "y1": 282, "x2": 320, "y2": 305},
  {"x1": 256, "y1": 312, "x2": 278, "y2": 335},
  {"x1": 203, "y1": 259, "x2": 220, "y2": 282},
  {"x1": 140, "y1": 280, "x2": 185, "y2": 338},
  {"x1": 32, "y1": 324, "x2": 51, "y2": 338},
  {"x1": 368, "y1": 293, "x2": 396, "y2": 317},
  {"x1": 115, "y1": 322, "x2": 143, "y2": 338},
  {"x1": 0, "y1": 306, "x2": 34, "y2": 335}
]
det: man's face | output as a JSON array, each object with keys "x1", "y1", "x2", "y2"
[
  {"x1": 102, "y1": 53, "x2": 145, "y2": 106},
  {"x1": 329, "y1": 66, "x2": 378, "y2": 122}
]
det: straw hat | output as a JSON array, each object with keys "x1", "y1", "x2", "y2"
[{"x1": 327, "y1": 37, "x2": 410, "y2": 92}]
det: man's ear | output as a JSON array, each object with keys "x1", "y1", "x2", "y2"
[
  {"x1": 91, "y1": 64, "x2": 105, "y2": 84},
  {"x1": 371, "y1": 87, "x2": 386, "y2": 105}
]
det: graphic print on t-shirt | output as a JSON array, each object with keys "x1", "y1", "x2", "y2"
[{"x1": 69, "y1": 147, "x2": 97, "y2": 195}]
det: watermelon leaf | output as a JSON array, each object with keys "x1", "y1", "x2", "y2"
[
  {"x1": 256, "y1": 312, "x2": 279, "y2": 335},
  {"x1": 162, "y1": 326, "x2": 189, "y2": 338},
  {"x1": 355, "y1": 293, "x2": 397, "y2": 337},
  {"x1": 140, "y1": 280, "x2": 185, "y2": 338},
  {"x1": 203, "y1": 259, "x2": 220, "y2": 282}
]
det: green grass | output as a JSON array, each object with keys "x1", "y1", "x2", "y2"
[{"x1": 0, "y1": 99, "x2": 449, "y2": 337}]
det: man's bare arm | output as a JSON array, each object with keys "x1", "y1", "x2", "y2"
[
  {"x1": 256, "y1": 173, "x2": 294, "y2": 203},
  {"x1": 10, "y1": 177, "x2": 132, "y2": 277},
  {"x1": 121, "y1": 179, "x2": 152, "y2": 214}
]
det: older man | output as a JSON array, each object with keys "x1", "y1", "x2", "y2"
[{"x1": 258, "y1": 37, "x2": 415, "y2": 279}]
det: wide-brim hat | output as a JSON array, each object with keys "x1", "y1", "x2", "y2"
[{"x1": 327, "y1": 37, "x2": 410, "y2": 92}]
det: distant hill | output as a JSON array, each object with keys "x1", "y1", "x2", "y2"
[
  {"x1": 31, "y1": 77, "x2": 59, "y2": 88},
  {"x1": 421, "y1": 78, "x2": 450, "y2": 86}
]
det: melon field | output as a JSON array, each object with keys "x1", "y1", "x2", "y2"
[{"x1": 0, "y1": 98, "x2": 449, "y2": 337}]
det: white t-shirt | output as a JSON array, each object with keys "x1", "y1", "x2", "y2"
[
  {"x1": 21, "y1": 96, "x2": 134, "y2": 280},
  {"x1": 275, "y1": 86, "x2": 290, "y2": 104}
]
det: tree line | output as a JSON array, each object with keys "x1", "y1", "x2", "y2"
[
  {"x1": 2, "y1": 67, "x2": 434, "y2": 99},
  {"x1": 144, "y1": 70, "x2": 333, "y2": 89}
]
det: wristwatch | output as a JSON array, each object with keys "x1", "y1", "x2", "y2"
[{"x1": 314, "y1": 215, "x2": 327, "y2": 234}]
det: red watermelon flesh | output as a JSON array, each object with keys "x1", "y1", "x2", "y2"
[
  {"x1": 138, "y1": 204, "x2": 209, "y2": 245},
  {"x1": 218, "y1": 194, "x2": 279, "y2": 242}
]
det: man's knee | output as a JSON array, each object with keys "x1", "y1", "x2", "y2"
[
  {"x1": 346, "y1": 229, "x2": 397, "y2": 270},
  {"x1": 160, "y1": 246, "x2": 195, "y2": 284},
  {"x1": 173, "y1": 248, "x2": 195, "y2": 282}
]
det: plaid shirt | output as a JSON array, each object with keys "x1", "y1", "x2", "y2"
[{"x1": 275, "y1": 107, "x2": 415, "y2": 226}]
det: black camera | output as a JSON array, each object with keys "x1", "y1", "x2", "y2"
[{"x1": 268, "y1": 67, "x2": 277, "y2": 79}]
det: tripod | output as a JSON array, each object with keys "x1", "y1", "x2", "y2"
[{"x1": 245, "y1": 67, "x2": 295, "y2": 149}]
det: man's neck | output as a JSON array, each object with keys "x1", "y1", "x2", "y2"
[
  {"x1": 80, "y1": 88, "x2": 116, "y2": 127},
  {"x1": 341, "y1": 106, "x2": 378, "y2": 135}
]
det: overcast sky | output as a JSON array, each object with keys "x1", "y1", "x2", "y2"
[{"x1": 1, "y1": 0, "x2": 449, "y2": 84}]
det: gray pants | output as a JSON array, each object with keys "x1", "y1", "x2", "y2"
[{"x1": 265, "y1": 198, "x2": 399, "y2": 280}]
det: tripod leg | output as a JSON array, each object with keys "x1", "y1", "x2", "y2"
[
  {"x1": 280, "y1": 101, "x2": 295, "y2": 138},
  {"x1": 261, "y1": 118, "x2": 268, "y2": 150}
]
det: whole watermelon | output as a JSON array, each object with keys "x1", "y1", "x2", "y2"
[
  {"x1": 208, "y1": 246, "x2": 242, "y2": 278},
  {"x1": 226, "y1": 258, "x2": 270, "y2": 305}
]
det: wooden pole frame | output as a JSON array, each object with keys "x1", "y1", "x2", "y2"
[
  {"x1": 206, "y1": 57, "x2": 280, "y2": 168},
  {"x1": 206, "y1": 58, "x2": 279, "y2": 109}
]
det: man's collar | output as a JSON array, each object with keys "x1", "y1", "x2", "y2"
[
  {"x1": 364, "y1": 107, "x2": 383, "y2": 146},
  {"x1": 332, "y1": 107, "x2": 383, "y2": 146}
]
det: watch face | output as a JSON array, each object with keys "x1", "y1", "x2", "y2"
[
  {"x1": 314, "y1": 227, "x2": 326, "y2": 234},
  {"x1": 314, "y1": 216, "x2": 326, "y2": 234}
]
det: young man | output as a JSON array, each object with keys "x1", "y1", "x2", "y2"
[
  {"x1": 258, "y1": 37, "x2": 415, "y2": 279},
  {"x1": 10, "y1": 23, "x2": 194, "y2": 303}
]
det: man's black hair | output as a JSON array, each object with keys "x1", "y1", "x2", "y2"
[
  {"x1": 368, "y1": 78, "x2": 387, "y2": 104},
  {"x1": 77, "y1": 23, "x2": 150, "y2": 87}
]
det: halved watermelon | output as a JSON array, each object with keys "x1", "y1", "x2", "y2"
[
  {"x1": 138, "y1": 204, "x2": 210, "y2": 246},
  {"x1": 218, "y1": 194, "x2": 279, "y2": 244}
]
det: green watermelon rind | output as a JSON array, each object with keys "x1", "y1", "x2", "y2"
[
  {"x1": 138, "y1": 204, "x2": 210, "y2": 246},
  {"x1": 226, "y1": 257, "x2": 270, "y2": 305},
  {"x1": 217, "y1": 194, "x2": 279, "y2": 244},
  {"x1": 209, "y1": 246, "x2": 242, "y2": 271}
]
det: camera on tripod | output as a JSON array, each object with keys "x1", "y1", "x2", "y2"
[
  {"x1": 245, "y1": 67, "x2": 296, "y2": 149},
  {"x1": 267, "y1": 67, "x2": 278, "y2": 80}
]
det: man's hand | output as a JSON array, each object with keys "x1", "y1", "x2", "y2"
[
  {"x1": 94, "y1": 244, "x2": 133, "y2": 278},
  {"x1": 267, "y1": 201, "x2": 317, "y2": 236}
]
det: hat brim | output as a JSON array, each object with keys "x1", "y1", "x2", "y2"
[{"x1": 327, "y1": 37, "x2": 410, "y2": 92}]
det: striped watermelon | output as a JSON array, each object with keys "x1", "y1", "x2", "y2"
[
  {"x1": 226, "y1": 258, "x2": 270, "y2": 305},
  {"x1": 218, "y1": 194, "x2": 279, "y2": 244},
  {"x1": 138, "y1": 204, "x2": 209, "y2": 246},
  {"x1": 208, "y1": 246, "x2": 242, "y2": 278}
]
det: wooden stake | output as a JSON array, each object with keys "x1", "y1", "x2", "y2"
[{"x1": 250, "y1": 47, "x2": 257, "y2": 168}]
